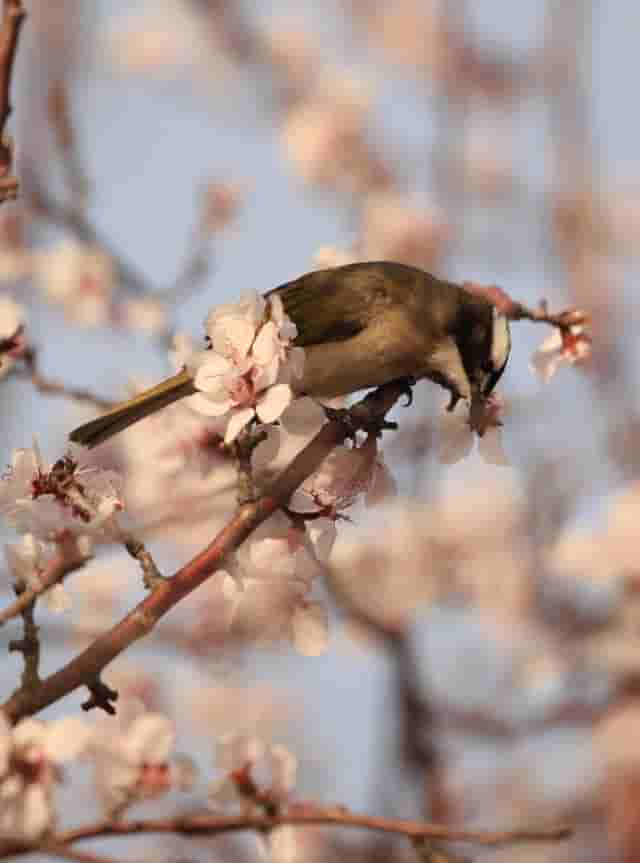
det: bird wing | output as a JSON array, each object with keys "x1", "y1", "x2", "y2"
[{"x1": 268, "y1": 262, "x2": 415, "y2": 347}]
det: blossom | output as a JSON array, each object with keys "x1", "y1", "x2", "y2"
[
  {"x1": 0, "y1": 443, "x2": 123, "y2": 541},
  {"x1": 92, "y1": 712, "x2": 190, "y2": 816},
  {"x1": 0, "y1": 295, "x2": 25, "y2": 371},
  {"x1": 104, "y1": 0, "x2": 212, "y2": 80},
  {"x1": 311, "y1": 246, "x2": 358, "y2": 270},
  {"x1": 0, "y1": 715, "x2": 92, "y2": 841},
  {"x1": 4, "y1": 534, "x2": 71, "y2": 613},
  {"x1": 120, "y1": 297, "x2": 168, "y2": 335},
  {"x1": 209, "y1": 733, "x2": 297, "y2": 810},
  {"x1": 361, "y1": 193, "x2": 451, "y2": 271},
  {"x1": 34, "y1": 240, "x2": 115, "y2": 327},
  {"x1": 530, "y1": 323, "x2": 592, "y2": 383},
  {"x1": 193, "y1": 292, "x2": 302, "y2": 443},
  {"x1": 228, "y1": 513, "x2": 333, "y2": 655},
  {"x1": 202, "y1": 180, "x2": 243, "y2": 233},
  {"x1": 437, "y1": 395, "x2": 509, "y2": 466},
  {"x1": 289, "y1": 435, "x2": 396, "y2": 514},
  {"x1": 280, "y1": 77, "x2": 390, "y2": 194}
]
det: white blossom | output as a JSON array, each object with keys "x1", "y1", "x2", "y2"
[
  {"x1": 0, "y1": 715, "x2": 92, "y2": 841},
  {"x1": 0, "y1": 443, "x2": 123, "y2": 542}
]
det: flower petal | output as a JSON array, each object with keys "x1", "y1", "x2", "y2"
[
  {"x1": 224, "y1": 407, "x2": 255, "y2": 443},
  {"x1": 256, "y1": 384, "x2": 292, "y2": 423},
  {"x1": 291, "y1": 600, "x2": 329, "y2": 656}
]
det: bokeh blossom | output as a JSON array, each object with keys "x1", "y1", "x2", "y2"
[
  {"x1": 0, "y1": 715, "x2": 92, "y2": 841},
  {"x1": 34, "y1": 240, "x2": 115, "y2": 327},
  {"x1": 4, "y1": 534, "x2": 71, "y2": 613},
  {"x1": 92, "y1": 711, "x2": 193, "y2": 817},
  {"x1": 530, "y1": 321, "x2": 593, "y2": 382}
]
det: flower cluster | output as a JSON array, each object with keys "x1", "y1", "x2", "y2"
[
  {"x1": 0, "y1": 715, "x2": 92, "y2": 841},
  {"x1": 209, "y1": 732, "x2": 297, "y2": 811},
  {"x1": 188, "y1": 290, "x2": 304, "y2": 443},
  {"x1": 92, "y1": 710, "x2": 194, "y2": 817},
  {"x1": 0, "y1": 444, "x2": 123, "y2": 610},
  {"x1": 530, "y1": 317, "x2": 592, "y2": 383},
  {"x1": 0, "y1": 444, "x2": 123, "y2": 543}
]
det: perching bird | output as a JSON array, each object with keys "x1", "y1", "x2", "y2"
[{"x1": 69, "y1": 261, "x2": 511, "y2": 448}]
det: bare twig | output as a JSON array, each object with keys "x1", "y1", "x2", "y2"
[
  {"x1": 1, "y1": 381, "x2": 408, "y2": 724},
  {"x1": 121, "y1": 533, "x2": 165, "y2": 591},
  {"x1": 8, "y1": 585, "x2": 40, "y2": 689},
  {"x1": 0, "y1": 0, "x2": 25, "y2": 203},
  {"x1": 28, "y1": 181, "x2": 153, "y2": 296},
  {"x1": 47, "y1": 809, "x2": 572, "y2": 849},
  {"x1": 15, "y1": 349, "x2": 116, "y2": 411},
  {"x1": 48, "y1": 79, "x2": 88, "y2": 213}
]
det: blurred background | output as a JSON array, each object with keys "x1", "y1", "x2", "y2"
[{"x1": 2, "y1": 0, "x2": 640, "y2": 860}]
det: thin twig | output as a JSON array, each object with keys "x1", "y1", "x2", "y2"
[
  {"x1": 16, "y1": 349, "x2": 116, "y2": 411},
  {"x1": 0, "y1": 0, "x2": 25, "y2": 202},
  {"x1": 50, "y1": 809, "x2": 572, "y2": 849},
  {"x1": 8, "y1": 585, "x2": 40, "y2": 689},
  {"x1": 1, "y1": 381, "x2": 408, "y2": 724},
  {"x1": 28, "y1": 181, "x2": 153, "y2": 296}
]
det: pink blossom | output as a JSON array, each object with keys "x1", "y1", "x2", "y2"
[
  {"x1": 311, "y1": 246, "x2": 358, "y2": 270},
  {"x1": 361, "y1": 193, "x2": 451, "y2": 270},
  {"x1": 209, "y1": 733, "x2": 297, "y2": 810},
  {"x1": 530, "y1": 324, "x2": 592, "y2": 383},
  {"x1": 92, "y1": 712, "x2": 189, "y2": 816},
  {"x1": 0, "y1": 443, "x2": 124, "y2": 542},
  {"x1": 290, "y1": 435, "x2": 396, "y2": 514},
  {"x1": 194, "y1": 291, "x2": 302, "y2": 442},
  {"x1": 202, "y1": 180, "x2": 243, "y2": 233},
  {"x1": 437, "y1": 395, "x2": 509, "y2": 466},
  {"x1": 4, "y1": 534, "x2": 71, "y2": 613},
  {"x1": 34, "y1": 241, "x2": 115, "y2": 327},
  {"x1": 0, "y1": 715, "x2": 92, "y2": 840}
]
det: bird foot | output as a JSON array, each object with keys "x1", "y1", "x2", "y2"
[
  {"x1": 393, "y1": 375, "x2": 416, "y2": 407},
  {"x1": 322, "y1": 403, "x2": 398, "y2": 440},
  {"x1": 446, "y1": 390, "x2": 461, "y2": 412}
]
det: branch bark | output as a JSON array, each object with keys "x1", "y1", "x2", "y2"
[
  {"x1": 2, "y1": 808, "x2": 572, "y2": 857},
  {"x1": 1, "y1": 381, "x2": 407, "y2": 724},
  {"x1": 0, "y1": 0, "x2": 25, "y2": 202}
]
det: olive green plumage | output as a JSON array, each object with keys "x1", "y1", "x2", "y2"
[{"x1": 70, "y1": 261, "x2": 510, "y2": 448}]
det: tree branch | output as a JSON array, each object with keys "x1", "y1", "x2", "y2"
[
  {"x1": 15, "y1": 349, "x2": 116, "y2": 411},
  {"x1": 0, "y1": 0, "x2": 25, "y2": 202},
  {"x1": 47, "y1": 809, "x2": 572, "y2": 849},
  {"x1": 1, "y1": 381, "x2": 408, "y2": 724}
]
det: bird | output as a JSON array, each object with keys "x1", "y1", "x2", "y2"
[{"x1": 69, "y1": 261, "x2": 511, "y2": 448}]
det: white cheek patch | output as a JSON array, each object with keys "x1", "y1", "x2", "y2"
[{"x1": 491, "y1": 307, "x2": 511, "y2": 372}]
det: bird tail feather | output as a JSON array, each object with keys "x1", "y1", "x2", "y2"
[{"x1": 69, "y1": 369, "x2": 196, "y2": 449}]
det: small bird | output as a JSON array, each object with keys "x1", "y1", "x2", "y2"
[{"x1": 69, "y1": 261, "x2": 511, "y2": 448}]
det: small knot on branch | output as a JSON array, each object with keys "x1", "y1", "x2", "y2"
[{"x1": 82, "y1": 677, "x2": 118, "y2": 715}]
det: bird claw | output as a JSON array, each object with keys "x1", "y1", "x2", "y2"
[
  {"x1": 395, "y1": 376, "x2": 416, "y2": 407},
  {"x1": 446, "y1": 390, "x2": 461, "y2": 412}
]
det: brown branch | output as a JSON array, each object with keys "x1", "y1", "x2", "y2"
[
  {"x1": 0, "y1": 0, "x2": 25, "y2": 203},
  {"x1": 8, "y1": 584, "x2": 40, "y2": 690},
  {"x1": 50, "y1": 809, "x2": 572, "y2": 849},
  {"x1": 0, "y1": 381, "x2": 408, "y2": 724}
]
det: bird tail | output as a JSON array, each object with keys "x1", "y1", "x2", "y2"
[{"x1": 69, "y1": 369, "x2": 197, "y2": 449}]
